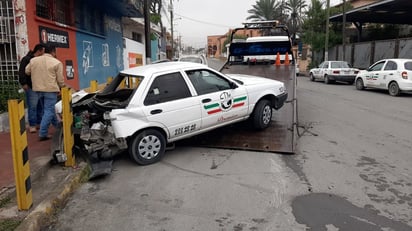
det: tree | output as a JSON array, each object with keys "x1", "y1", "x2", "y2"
[
  {"x1": 284, "y1": 0, "x2": 307, "y2": 36},
  {"x1": 247, "y1": 0, "x2": 283, "y2": 22}
]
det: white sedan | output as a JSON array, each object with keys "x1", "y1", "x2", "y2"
[
  {"x1": 309, "y1": 61, "x2": 360, "y2": 84},
  {"x1": 355, "y1": 59, "x2": 412, "y2": 96},
  {"x1": 71, "y1": 62, "x2": 288, "y2": 165}
]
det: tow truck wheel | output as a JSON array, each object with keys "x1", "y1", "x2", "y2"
[
  {"x1": 129, "y1": 129, "x2": 166, "y2": 165},
  {"x1": 251, "y1": 99, "x2": 272, "y2": 130}
]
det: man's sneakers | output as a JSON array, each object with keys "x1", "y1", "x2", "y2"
[
  {"x1": 39, "y1": 135, "x2": 51, "y2": 141},
  {"x1": 29, "y1": 126, "x2": 37, "y2": 133}
]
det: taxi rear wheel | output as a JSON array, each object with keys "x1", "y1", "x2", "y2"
[
  {"x1": 324, "y1": 75, "x2": 331, "y2": 84},
  {"x1": 129, "y1": 129, "x2": 166, "y2": 165},
  {"x1": 388, "y1": 82, "x2": 400, "y2": 96},
  {"x1": 251, "y1": 99, "x2": 272, "y2": 130}
]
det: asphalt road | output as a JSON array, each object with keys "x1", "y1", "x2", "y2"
[{"x1": 45, "y1": 62, "x2": 412, "y2": 231}]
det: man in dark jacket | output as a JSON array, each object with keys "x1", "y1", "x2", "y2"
[{"x1": 18, "y1": 44, "x2": 45, "y2": 133}]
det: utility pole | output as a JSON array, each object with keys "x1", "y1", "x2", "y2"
[
  {"x1": 342, "y1": 0, "x2": 346, "y2": 61},
  {"x1": 325, "y1": 0, "x2": 330, "y2": 61},
  {"x1": 170, "y1": 0, "x2": 174, "y2": 59},
  {"x1": 144, "y1": 0, "x2": 151, "y2": 64}
]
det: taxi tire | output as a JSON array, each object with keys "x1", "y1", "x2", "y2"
[
  {"x1": 388, "y1": 82, "x2": 400, "y2": 96},
  {"x1": 129, "y1": 129, "x2": 166, "y2": 165},
  {"x1": 251, "y1": 99, "x2": 272, "y2": 130},
  {"x1": 309, "y1": 73, "x2": 315, "y2": 81},
  {"x1": 356, "y1": 78, "x2": 365, "y2": 90},
  {"x1": 324, "y1": 75, "x2": 330, "y2": 84}
]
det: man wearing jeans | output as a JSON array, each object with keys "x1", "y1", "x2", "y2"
[
  {"x1": 25, "y1": 45, "x2": 66, "y2": 141},
  {"x1": 18, "y1": 44, "x2": 45, "y2": 133}
]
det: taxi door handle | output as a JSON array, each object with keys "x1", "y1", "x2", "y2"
[
  {"x1": 150, "y1": 109, "x2": 162, "y2": 115},
  {"x1": 202, "y1": 98, "x2": 211, "y2": 103}
]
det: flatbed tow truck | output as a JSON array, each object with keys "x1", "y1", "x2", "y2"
[
  {"x1": 186, "y1": 21, "x2": 297, "y2": 154},
  {"x1": 52, "y1": 21, "x2": 297, "y2": 178}
]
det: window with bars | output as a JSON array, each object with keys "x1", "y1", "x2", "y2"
[
  {"x1": 74, "y1": 0, "x2": 104, "y2": 35},
  {"x1": 132, "y1": 32, "x2": 142, "y2": 43},
  {"x1": 36, "y1": 0, "x2": 73, "y2": 26},
  {"x1": 36, "y1": 0, "x2": 104, "y2": 35}
]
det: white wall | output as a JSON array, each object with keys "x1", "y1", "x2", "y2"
[{"x1": 123, "y1": 38, "x2": 145, "y2": 68}]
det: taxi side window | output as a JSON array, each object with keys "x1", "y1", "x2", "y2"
[
  {"x1": 144, "y1": 72, "x2": 191, "y2": 105},
  {"x1": 186, "y1": 69, "x2": 231, "y2": 95},
  {"x1": 384, "y1": 61, "x2": 397, "y2": 71},
  {"x1": 369, "y1": 62, "x2": 385, "y2": 71}
]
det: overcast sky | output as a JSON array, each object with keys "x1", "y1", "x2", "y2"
[{"x1": 169, "y1": 0, "x2": 341, "y2": 48}]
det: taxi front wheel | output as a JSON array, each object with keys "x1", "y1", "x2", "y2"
[
  {"x1": 356, "y1": 78, "x2": 365, "y2": 90},
  {"x1": 251, "y1": 99, "x2": 272, "y2": 130},
  {"x1": 129, "y1": 129, "x2": 166, "y2": 165}
]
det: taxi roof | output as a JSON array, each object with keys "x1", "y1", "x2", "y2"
[{"x1": 120, "y1": 62, "x2": 208, "y2": 76}]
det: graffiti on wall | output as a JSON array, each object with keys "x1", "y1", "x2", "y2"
[
  {"x1": 13, "y1": 0, "x2": 28, "y2": 60},
  {"x1": 102, "y1": 44, "x2": 110, "y2": 66},
  {"x1": 82, "y1": 41, "x2": 93, "y2": 75},
  {"x1": 116, "y1": 45, "x2": 122, "y2": 69}
]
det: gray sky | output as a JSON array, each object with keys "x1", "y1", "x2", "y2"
[{"x1": 169, "y1": 0, "x2": 341, "y2": 48}]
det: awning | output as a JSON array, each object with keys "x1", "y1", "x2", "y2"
[{"x1": 330, "y1": 0, "x2": 412, "y2": 25}]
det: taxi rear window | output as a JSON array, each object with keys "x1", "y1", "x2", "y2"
[{"x1": 404, "y1": 61, "x2": 412, "y2": 71}]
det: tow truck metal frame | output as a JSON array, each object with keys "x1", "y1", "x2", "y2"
[{"x1": 188, "y1": 21, "x2": 297, "y2": 154}]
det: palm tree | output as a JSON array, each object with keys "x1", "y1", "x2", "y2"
[
  {"x1": 284, "y1": 0, "x2": 307, "y2": 36},
  {"x1": 247, "y1": 0, "x2": 283, "y2": 22}
]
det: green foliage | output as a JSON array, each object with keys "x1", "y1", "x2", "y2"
[
  {"x1": 367, "y1": 24, "x2": 400, "y2": 40},
  {"x1": 247, "y1": 0, "x2": 283, "y2": 22},
  {"x1": 0, "y1": 78, "x2": 24, "y2": 113},
  {"x1": 150, "y1": 13, "x2": 161, "y2": 25},
  {"x1": 0, "y1": 197, "x2": 11, "y2": 208},
  {"x1": 0, "y1": 219, "x2": 22, "y2": 231},
  {"x1": 301, "y1": 0, "x2": 345, "y2": 52}
]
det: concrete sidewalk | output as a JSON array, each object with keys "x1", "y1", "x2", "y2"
[{"x1": 0, "y1": 126, "x2": 89, "y2": 231}]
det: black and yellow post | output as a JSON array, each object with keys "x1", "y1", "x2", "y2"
[
  {"x1": 61, "y1": 87, "x2": 75, "y2": 167},
  {"x1": 7, "y1": 99, "x2": 32, "y2": 210},
  {"x1": 90, "y1": 80, "x2": 98, "y2": 92}
]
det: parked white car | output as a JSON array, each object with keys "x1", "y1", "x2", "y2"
[
  {"x1": 355, "y1": 59, "x2": 412, "y2": 96},
  {"x1": 71, "y1": 62, "x2": 288, "y2": 165},
  {"x1": 309, "y1": 61, "x2": 359, "y2": 84},
  {"x1": 178, "y1": 54, "x2": 208, "y2": 66}
]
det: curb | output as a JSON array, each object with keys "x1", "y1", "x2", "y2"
[{"x1": 14, "y1": 162, "x2": 89, "y2": 231}]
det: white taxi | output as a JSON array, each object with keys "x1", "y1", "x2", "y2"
[
  {"x1": 309, "y1": 60, "x2": 359, "y2": 84},
  {"x1": 355, "y1": 59, "x2": 412, "y2": 96},
  {"x1": 71, "y1": 62, "x2": 288, "y2": 165}
]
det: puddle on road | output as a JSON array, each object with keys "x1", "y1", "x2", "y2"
[{"x1": 291, "y1": 193, "x2": 411, "y2": 231}]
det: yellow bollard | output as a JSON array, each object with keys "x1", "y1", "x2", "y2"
[
  {"x1": 107, "y1": 76, "x2": 113, "y2": 85},
  {"x1": 119, "y1": 78, "x2": 125, "y2": 89},
  {"x1": 61, "y1": 88, "x2": 75, "y2": 167},
  {"x1": 8, "y1": 99, "x2": 32, "y2": 210},
  {"x1": 90, "y1": 80, "x2": 98, "y2": 92}
]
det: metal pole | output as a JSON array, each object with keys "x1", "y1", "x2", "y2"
[
  {"x1": 170, "y1": 0, "x2": 174, "y2": 59},
  {"x1": 325, "y1": 0, "x2": 330, "y2": 61},
  {"x1": 144, "y1": 0, "x2": 151, "y2": 64},
  {"x1": 342, "y1": 0, "x2": 346, "y2": 61}
]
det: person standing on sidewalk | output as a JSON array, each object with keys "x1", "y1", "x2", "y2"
[
  {"x1": 25, "y1": 45, "x2": 66, "y2": 141},
  {"x1": 18, "y1": 44, "x2": 45, "y2": 133}
]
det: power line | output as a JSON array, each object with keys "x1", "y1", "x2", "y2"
[{"x1": 174, "y1": 13, "x2": 235, "y2": 28}]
